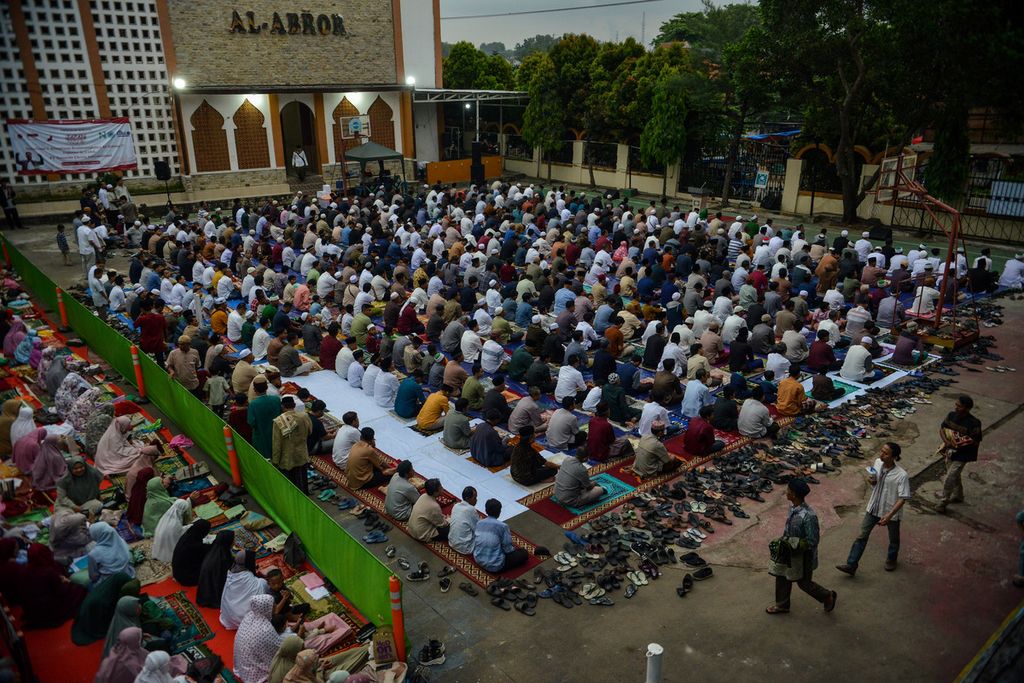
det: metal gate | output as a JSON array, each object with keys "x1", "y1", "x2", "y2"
[
  {"x1": 886, "y1": 156, "x2": 1024, "y2": 244},
  {"x1": 678, "y1": 139, "x2": 789, "y2": 208}
]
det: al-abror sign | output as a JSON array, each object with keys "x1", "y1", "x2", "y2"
[{"x1": 229, "y1": 9, "x2": 347, "y2": 36}]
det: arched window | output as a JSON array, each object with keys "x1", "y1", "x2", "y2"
[
  {"x1": 368, "y1": 96, "x2": 396, "y2": 151},
  {"x1": 332, "y1": 97, "x2": 360, "y2": 160},
  {"x1": 190, "y1": 100, "x2": 229, "y2": 172},
  {"x1": 233, "y1": 99, "x2": 270, "y2": 170}
]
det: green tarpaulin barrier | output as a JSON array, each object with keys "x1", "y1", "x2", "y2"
[{"x1": 1, "y1": 236, "x2": 397, "y2": 627}]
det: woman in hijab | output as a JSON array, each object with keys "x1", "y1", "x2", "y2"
[
  {"x1": 134, "y1": 650, "x2": 178, "y2": 683},
  {"x1": 0, "y1": 399, "x2": 21, "y2": 458},
  {"x1": 220, "y1": 549, "x2": 268, "y2": 629},
  {"x1": 44, "y1": 353, "x2": 69, "y2": 396},
  {"x1": 95, "y1": 415, "x2": 162, "y2": 476},
  {"x1": 284, "y1": 649, "x2": 324, "y2": 683},
  {"x1": 270, "y1": 635, "x2": 306, "y2": 683},
  {"x1": 196, "y1": 530, "x2": 236, "y2": 607},
  {"x1": 2, "y1": 317, "x2": 26, "y2": 356},
  {"x1": 30, "y1": 429, "x2": 67, "y2": 489},
  {"x1": 13, "y1": 331, "x2": 37, "y2": 365},
  {"x1": 94, "y1": 626, "x2": 148, "y2": 683},
  {"x1": 56, "y1": 456, "x2": 105, "y2": 516},
  {"x1": 50, "y1": 506, "x2": 91, "y2": 565},
  {"x1": 68, "y1": 386, "x2": 108, "y2": 431},
  {"x1": 35, "y1": 346, "x2": 58, "y2": 392},
  {"x1": 54, "y1": 372, "x2": 91, "y2": 419},
  {"x1": 88, "y1": 521, "x2": 135, "y2": 584},
  {"x1": 28, "y1": 337, "x2": 43, "y2": 369},
  {"x1": 84, "y1": 403, "x2": 116, "y2": 456},
  {"x1": 103, "y1": 595, "x2": 141, "y2": 656},
  {"x1": 14, "y1": 544, "x2": 87, "y2": 629},
  {"x1": 233, "y1": 595, "x2": 285, "y2": 683},
  {"x1": 142, "y1": 477, "x2": 175, "y2": 537},
  {"x1": 152, "y1": 499, "x2": 192, "y2": 563},
  {"x1": 171, "y1": 518, "x2": 211, "y2": 585},
  {"x1": 9, "y1": 402, "x2": 35, "y2": 448},
  {"x1": 71, "y1": 571, "x2": 133, "y2": 645},
  {"x1": 126, "y1": 467, "x2": 156, "y2": 526},
  {"x1": 12, "y1": 426, "x2": 45, "y2": 473}
]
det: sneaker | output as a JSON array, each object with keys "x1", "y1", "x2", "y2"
[
  {"x1": 835, "y1": 564, "x2": 857, "y2": 576},
  {"x1": 439, "y1": 577, "x2": 452, "y2": 592},
  {"x1": 406, "y1": 569, "x2": 430, "y2": 582}
]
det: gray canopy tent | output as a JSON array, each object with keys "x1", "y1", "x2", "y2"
[{"x1": 338, "y1": 140, "x2": 404, "y2": 192}]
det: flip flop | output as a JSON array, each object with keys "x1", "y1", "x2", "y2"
[
  {"x1": 396, "y1": 557, "x2": 411, "y2": 571},
  {"x1": 691, "y1": 566, "x2": 713, "y2": 581},
  {"x1": 490, "y1": 596, "x2": 512, "y2": 611},
  {"x1": 458, "y1": 582, "x2": 479, "y2": 597},
  {"x1": 514, "y1": 600, "x2": 536, "y2": 616},
  {"x1": 439, "y1": 577, "x2": 452, "y2": 593},
  {"x1": 384, "y1": 545, "x2": 396, "y2": 558}
]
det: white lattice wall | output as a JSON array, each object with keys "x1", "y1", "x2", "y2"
[
  {"x1": 90, "y1": 0, "x2": 178, "y2": 179},
  {"x1": 23, "y1": 0, "x2": 97, "y2": 183},
  {"x1": 0, "y1": 4, "x2": 37, "y2": 185}
]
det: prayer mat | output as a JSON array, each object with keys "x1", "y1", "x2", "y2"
[
  {"x1": 211, "y1": 518, "x2": 280, "y2": 558},
  {"x1": 175, "y1": 644, "x2": 241, "y2": 683},
  {"x1": 285, "y1": 574, "x2": 366, "y2": 653},
  {"x1": 664, "y1": 428, "x2": 745, "y2": 463},
  {"x1": 441, "y1": 443, "x2": 471, "y2": 456},
  {"x1": 465, "y1": 456, "x2": 508, "y2": 473},
  {"x1": 151, "y1": 591, "x2": 215, "y2": 653},
  {"x1": 558, "y1": 473, "x2": 635, "y2": 514},
  {"x1": 310, "y1": 455, "x2": 545, "y2": 587},
  {"x1": 130, "y1": 538, "x2": 172, "y2": 586},
  {"x1": 255, "y1": 552, "x2": 298, "y2": 580},
  {"x1": 408, "y1": 422, "x2": 443, "y2": 436},
  {"x1": 168, "y1": 474, "x2": 217, "y2": 497},
  {"x1": 116, "y1": 513, "x2": 146, "y2": 543},
  {"x1": 876, "y1": 354, "x2": 941, "y2": 372},
  {"x1": 815, "y1": 378, "x2": 863, "y2": 404}
]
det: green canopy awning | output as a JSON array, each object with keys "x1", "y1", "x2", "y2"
[{"x1": 344, "y1": 140, "x2": 403, "y2": 162}]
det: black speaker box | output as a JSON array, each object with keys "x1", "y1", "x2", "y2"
[{"x1": 154, "y1": 159, "x2": 171, "y2": 181}]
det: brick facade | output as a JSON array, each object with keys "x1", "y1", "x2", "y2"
[
  {"x1": 168, "y1": 0, "x2": 397, "y2": 88},
  {"x1": 182, "y1": 168, "x2": 287, "y2": 192}
]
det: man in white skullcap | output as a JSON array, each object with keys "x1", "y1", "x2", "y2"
[{"x1": 854, "y1": 231, "x2": 872, "y2": 263}]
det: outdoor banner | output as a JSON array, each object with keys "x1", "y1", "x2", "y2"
[{"x1": 5, "y1": 118, "x2": 137, "y2": 174}]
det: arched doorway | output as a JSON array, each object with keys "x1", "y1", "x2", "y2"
[{"x1": 280, "y1": 101, "x2": 318, "y2": 177}]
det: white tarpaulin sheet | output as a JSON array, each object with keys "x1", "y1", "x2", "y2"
[{"x1": 6, "y1": 118, "x2": 137, "y2": 174}]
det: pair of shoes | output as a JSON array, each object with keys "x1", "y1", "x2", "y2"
[
  {"x1": 362, "y1": 530, "x2": 388, "y2": 544},
  {"x1": 418, "y1": 640, "x2": 446, "y2": 666},
  {"x1": 835, "y1": 564, "x2": 857, "y2": 577},
  {"x1": 407, "y1": 561, "x2": 431, "y2": 582}
]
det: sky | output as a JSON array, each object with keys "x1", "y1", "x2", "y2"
[{"x1": 439, "y1": 0, "x2": 707, "y2": 48}]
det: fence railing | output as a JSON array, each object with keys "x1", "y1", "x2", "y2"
[
  {"x1": 0, "y1": 236, "x2": 399, "y2": 628},
  {"x1": 627, "y1": 145, "x2": 665, "y2": 175},
  {"x1": 505, "y1": 134, "x2": 532, "y2": 161},
  {"x1": 583, "y1": 141, "x2": 617, "y2": 170}
]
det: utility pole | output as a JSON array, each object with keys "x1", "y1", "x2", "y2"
[{"x1": 641, "y1": 12, "x2": 646, "y2": 46}]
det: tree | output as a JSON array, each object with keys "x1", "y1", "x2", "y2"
[
  {"x1": 654, "y1": 0, "x2": 760, "y2": 56},
  {"x1": 514, "y1": 52, "x2": 548, "y2": 91},
  {"x1": 478, "y1": 41, "x2": 507, "y2": 57},
  {"x1": 443, "y1": 41, "x2": 512, "y2": 90},
  {"x1": 512, "y1": 34, "x2": 558, "y2": 60},
  {"x1": 547, "y1": 34, "x2": 601, "y2": 134},
  {"x1": 521, "y1": 54, "x2": 565, "y2": 180},
  {"x1": 640, "y1": 71, "x2": 689, "y2": 199},
  {"x1": 718, "y1": 24, "x2": 777, "y2": 204},
  {"x1": 760, "y1": 0, "x2": 899, "y2": 222}
]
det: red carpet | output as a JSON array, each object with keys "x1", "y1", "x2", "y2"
[
  {"x1": 22, "y1": 579, "x2": 236, "y2": 683},
  {"x1": 311, "y1": 455, "x2": 545, "y2": 587}
]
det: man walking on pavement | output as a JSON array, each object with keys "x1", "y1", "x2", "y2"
[
  {"x1": 935, "y1": 395, "x2": 982, "y2": 513},
  {"x1": 766, "y1": 478, "x2": 837, "y2": 615},
  {"x1": 836, "y1": 442, "x2": 911, "y2": 575}
]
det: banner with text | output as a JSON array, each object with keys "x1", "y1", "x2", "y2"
[{"x1": 6, "y1": 118, "x2": 137, "y2": 175}]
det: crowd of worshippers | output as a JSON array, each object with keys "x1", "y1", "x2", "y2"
[
  {"x1": 65, "y1": 185, "x2": 1001, "y2": 520},
  {"x1": 0, "y1": 306, "x2": 382, "y2": 682}
]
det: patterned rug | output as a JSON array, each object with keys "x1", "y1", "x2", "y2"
[
  {"x1": 130, "y1": 538, "x2": 172, "y2": 586},
  {"x1": 151, "y1": 591, "x2": 215, "y2": 653},
  {"x1": 560, "y1": 473, "x2": 635, "y2": 514},
  {"x1": 310, "y1": 455, "x2": 545, "y2": 588},
  {"x1": 175, "y1": 644, "x2": 240, "y2": 683},
  {"x1": 211, "y1": 517, "x2": 281, "y2": 558}
]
